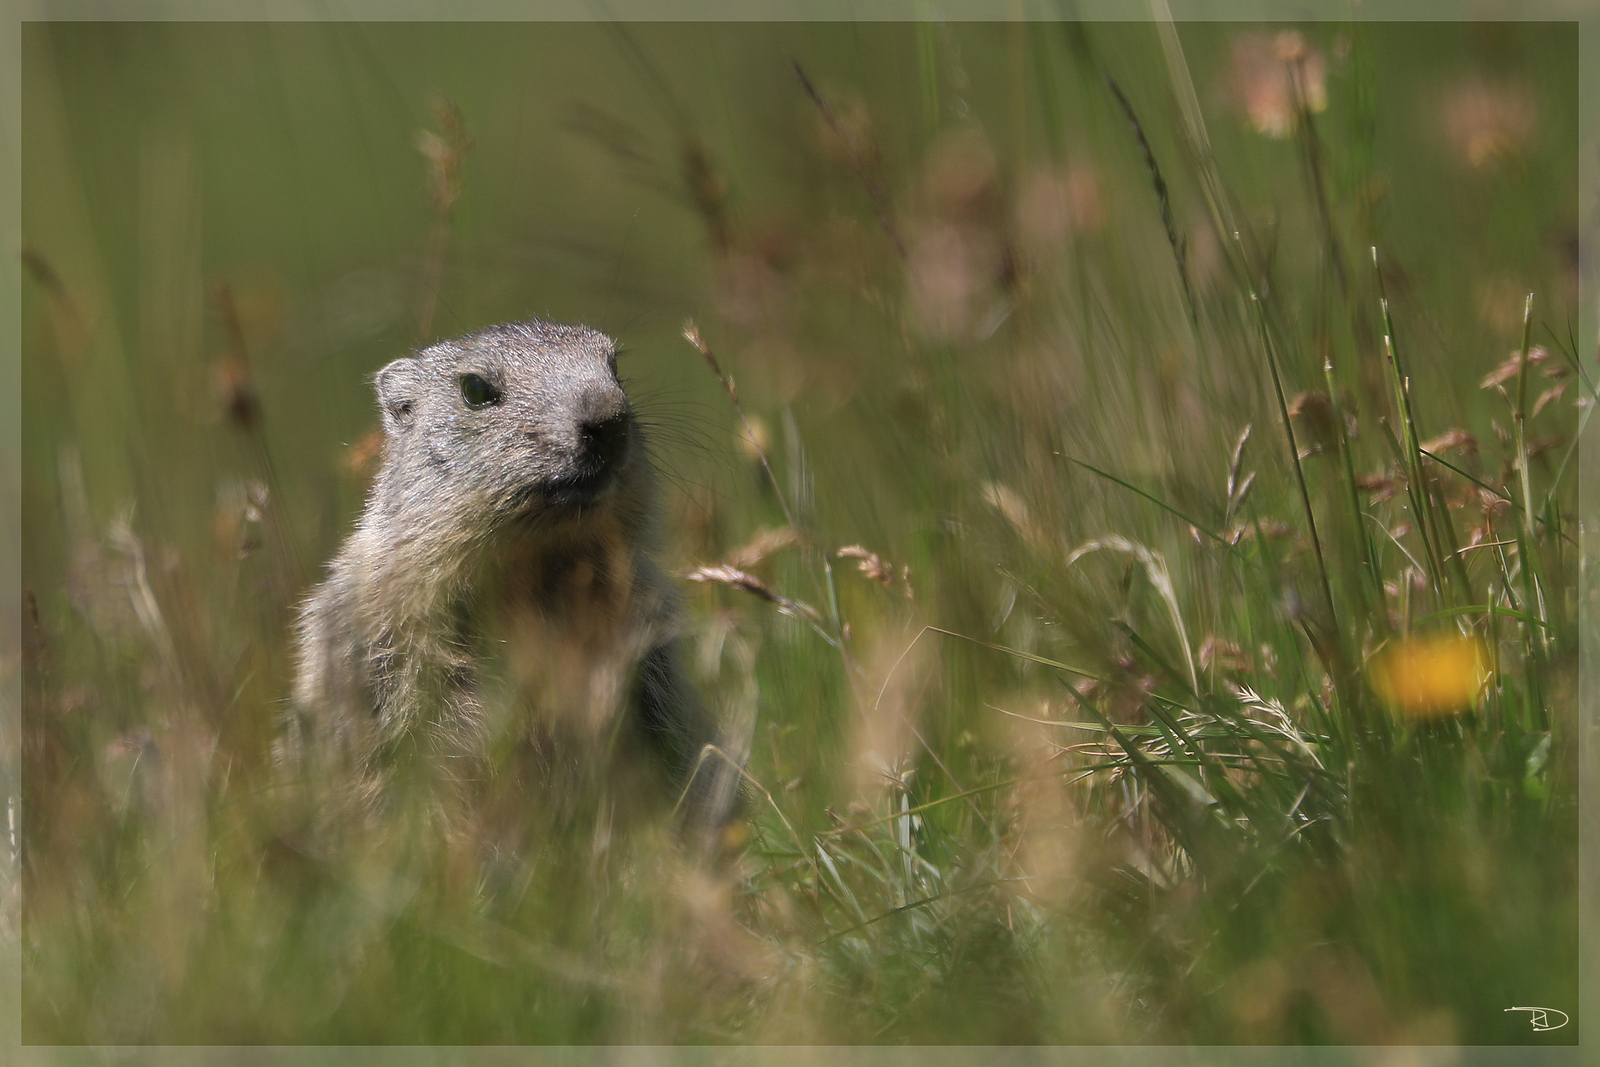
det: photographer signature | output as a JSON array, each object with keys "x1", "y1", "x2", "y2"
[{"x1": 1505, "y1": 1007, "x2": 1569, "y2": 1031}]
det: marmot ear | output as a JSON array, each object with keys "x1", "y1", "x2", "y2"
[{"x1": 375, "y1": 358, "x2": 421, "y2": 433}]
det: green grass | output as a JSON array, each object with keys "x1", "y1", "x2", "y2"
[{"x1": 16, "y1": 19, "x2": 1580, "y2": 1046}]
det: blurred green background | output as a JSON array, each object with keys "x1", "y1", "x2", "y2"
[{"x1": 18, "y1": 19, "x2": 1581, "y2": 1046}]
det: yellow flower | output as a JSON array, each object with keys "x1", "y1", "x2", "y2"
[{"x1": 1369, "y1": 633, "x2": 1491, "y2": 719}]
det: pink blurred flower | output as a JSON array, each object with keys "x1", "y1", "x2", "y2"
[
  {"x1": 1227, "y1": 31, "x2": 1327, "y2": 138},
  {"x1": 1441, "y1": 78, "x2": 1538, "y2": 168}
]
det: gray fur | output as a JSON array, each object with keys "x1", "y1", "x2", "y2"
[{"x1": 287, "y1": 320, "x2": 731, "y2": 847}]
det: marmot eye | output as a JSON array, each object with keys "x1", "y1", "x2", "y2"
[{"x1": 459, "y1": 373, "x2": 501, "y2": 408}]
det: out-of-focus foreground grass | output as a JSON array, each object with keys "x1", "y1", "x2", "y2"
[{"x1": 16, "y1": 20, "x2": 1581, "y2": 1045}]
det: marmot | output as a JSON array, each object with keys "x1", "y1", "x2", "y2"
[{"x1": 286, "y1": 320, "x2": 732, "y2": 850}]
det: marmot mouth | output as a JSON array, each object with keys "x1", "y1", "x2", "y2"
[
  {"x1": 502, "y1": 443, "x2": 633, "y2": 520},
  {"x1": 548, "y1": 468, "x2": 612, "y2": 504},
  {"x1": 507, "y1": 464, "x2": 619, "y2": 517}
]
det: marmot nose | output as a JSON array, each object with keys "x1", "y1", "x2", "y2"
[{"x1": 575, "y1": 384, "x2": 631, "y2": 470}]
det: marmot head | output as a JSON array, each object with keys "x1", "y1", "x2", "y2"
[{"x1": 371, "y1": 320, "x2": 643, "y2": 536}]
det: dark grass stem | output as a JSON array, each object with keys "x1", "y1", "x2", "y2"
[
  {"x1": 1149, "y1": 11, "x2": 1249, "y2": 292},
  {"x1": 1507, "y1": 295, "x2": 1550, "y2": 728},
  {"x1": 1288, "y1": 54, "x2": 1348, "y2": 299},
  {"x1": 1417, "y1": 448, "x2": 1574, "y2": 549},
  {"x1": 1064, "y1": 455, "x2": 1256, "y2": 569},
  {"x1": 1426, "y1": 461, "x2": 1477, "y2": 602},
  {"x1": 1511, "y1": 521, "x2": 1549, "y2": 731},
  {"x1": 1372, "y1": 247, "x2": 1448, "y2": 602},
  {"x1": 1103, "y1": 71, "x2": 1197, "y2": 331},
  {"x1": 1513, "y1": 292, "x2": 1537, "y2": 539},
  {"x1": 792, "y1": 60, "x2": 907, "y2": 260},
  {"x1": 1234, "y1": 234, "x2": 1338, "y2": 645},
  {"x1": 1323, "y1": 351, "x2": 1383, "y2": 633},
  {"x1": 1542, "y1": 356, "x2": 1600, "y2": 519}
]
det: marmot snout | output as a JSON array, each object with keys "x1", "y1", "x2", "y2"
[{"x1": 370, "y1": 321, "x2": 640, "y2": 527}]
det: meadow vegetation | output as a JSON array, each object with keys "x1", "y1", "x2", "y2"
[{"x1": 15, "y1": 20, "x2": 1582, "y2": 1046}]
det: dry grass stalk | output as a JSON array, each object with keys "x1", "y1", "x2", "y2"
[
  {"x1": 836, "y1": 545, "x2": 914, "y2": 601},
  {"x1": 722, "y1": 527, "x2": 800, "y2": 571},
  {"x1": 683, "y1": 320, "x2": 799, "y2": 538},
  {"x1": 414, "y1": 99, "x2": 474, "y2": 342},
  {"x1": 684, "y1": 565, "x2": 822, "y2": 626}
]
